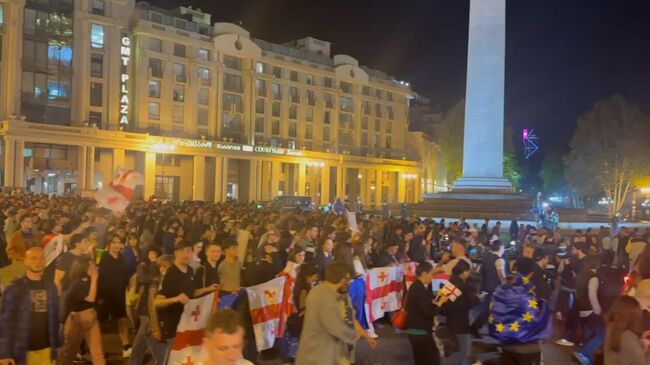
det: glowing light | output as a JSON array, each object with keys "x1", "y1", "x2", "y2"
[{"x1": 151, "y1": 143, "x2": 176, "y2": 152}]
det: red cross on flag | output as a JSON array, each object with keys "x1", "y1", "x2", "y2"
[
  {"x1": 94, "y1": 187, "x2": 130, "y2": 213},
  {"x1": 402, "y1": 262, "x2": 418, "y2": 290},
  {"x1": 365, "y1": 266, "x2": 404, "y2": 322},
  {"x1": 168, "y1": 292, "x2": 218, "y2": 365},
  {"x1": 95, "y1": 167, "x2": 144, "y2": 213},
  {"x1": 245, "y1": 276, "x2": 286, "y2": 351},
  {"x1": 439, "y1": 281, "x2": 463, "y2": 302}
]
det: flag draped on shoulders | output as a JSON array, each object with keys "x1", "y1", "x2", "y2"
[
  {"x1": 168, "y1": 292, "x2": 218, "y2": 365},
  {"x1": 489, "y1": 274, "x2": 552, "y2": 345},
  {"x1": 364, "y1": 266, "x2": 403, "y2": 322},
  {"x1": 246, "y1": 276, "x2": 286, "y2": 351}
]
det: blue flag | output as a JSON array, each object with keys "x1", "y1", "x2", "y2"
[
  {"x1": 218, "y1": 292, "x2": 239, "y2": 310},
  {"x1": 489, "y1": 274, "x2": 551, "y2": 344},
  {"x1": 348, "y1": 277, "x2": 369, "y2": 329}
]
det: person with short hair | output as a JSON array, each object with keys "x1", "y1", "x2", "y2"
[
  {"x1": 54, "y1": 233, "x2": 91, "y2": 295},
  {"x1": 573, "y1": 256, "x2": 606, "y2": 365},
  {"x1": 198, "y1": 309, "x2": 253, "y2": 365},
  {"x1": 6, "y1": 214, "x2": 35, "y2": 262},
  {"x1": 295, "y1": 262, "x2": 376, "y2": 365},
  {"x1": 218, "y1": 239, "x2": 242, "y2": 293},
  {"x1": 604, "y1": 295, "x2": 650, "y2": 365},
  {"x1": 194, "y1": 242, "x2": 222, "y2": 288},
  {"x1": 0, "y1": 247, "x2": 60, "y2": 365}
]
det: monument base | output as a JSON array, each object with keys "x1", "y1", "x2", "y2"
[
  {"x1": 452, "y1": 176, "x2": 514, "y2": 194},
  {"x1": 393, "y1": 191, "x2": 533, "y2": 220}
]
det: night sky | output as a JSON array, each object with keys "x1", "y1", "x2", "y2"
[{"x1": 151, "y1": 0, "x2": 650, "y2": 156}]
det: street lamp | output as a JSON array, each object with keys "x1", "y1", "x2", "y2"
[{"x1": 151, "y1": 143, "x2": 176, "y2": 199}]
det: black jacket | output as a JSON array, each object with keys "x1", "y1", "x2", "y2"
[
  {"x1": 408, "y1": 235, "x2": 427, "y2": 263},
  {"x1": 404, "y1": 279, "x2": 440, "y2": 333},
  {"x1": 531, "y1": 266, "x2": 552, "y2": 301},
  {"x1": 443, "y1": 275, "x2": 479, "y2": 334},
  {"x1": 376, "y1": 251, "x2": 399, "y2": 267}
]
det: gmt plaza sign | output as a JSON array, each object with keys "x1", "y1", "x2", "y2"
[{"x1": 172, "y1": 140, "x2": 304, "y2": 157}]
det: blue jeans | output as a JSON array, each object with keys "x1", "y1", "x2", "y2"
[
  {"x1": 128, "y1": 316, "x2": 168, "y2": 365},
  {"x1": 577, "y1": 313, "x2": 604, "y2": 364}
]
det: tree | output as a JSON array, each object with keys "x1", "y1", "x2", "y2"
[
  {"x1": 503, "y1": 152, "x2": 522, "y2": 190},
  {"x1": 564, "y1": 95, "x2": 650, "y2": 216},
  {"x1": 438, "y1": 100, "x2": 465, "y2": 185},
  {"x1": 539, "y1": 150, "x2": 566, "y2": 193}
]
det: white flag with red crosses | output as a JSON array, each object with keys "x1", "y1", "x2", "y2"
[
  {"x1": 365, "y1": 266, "x2": 404, "y2": 322},
  {"x1": 95, "y1": 167, "x2": 144, "y2": 212},
  {"x1": 168, "y1": 292, "x2": 218, "y2": 365},
  {"x1": 245, "y1": 276, "x2": 287, "y2": 351}
]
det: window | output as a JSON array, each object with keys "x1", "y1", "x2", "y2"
[
  {"x1": 90, "y1": 53, "x2": 103, "y2": 77},
  {"x1": 375, "y1": 89, "x2": 382, "y2": 99},
  {"x1": 288, "y1": 122, "x2": 297, "y2": 137},
  {"x1": 21, "y1": 71, "x2": 47, "y2": 98},
  {"x1": 375, "y1": 119, "x2": 381, "y2": 132},
  {"x1": 374, "y1": 133, "x2": 380, "y2": 147},
  {"x1": 174, "y1": 18, "x2": 187, "y2": 30},
  {"x1": 150, "y1": 12, "x2": 163, "y2": 24},
  {"x1": 148, "y1": 102, "x2": 160, "y2": 120},
  {"x1": 362, "y1": 117, "x2": 368, "y2": 129},
  {"x1": 0, "y1": 4, "x2": 4, "y2": 25},
  {"x1": 173, "y1": 63, "x2": 186, "y2": 82},
  {"x1": 289, "y1": 104, "x2": 297, "y2": 119},
  {"x1": 362, "y1": 100, "x2": 370, "y2": 115},
  {"x1": 362, "y1": 86, "x2": 370, "y2": 96},
  {"x1": 305, "y1": 90, "x2": 315, "y2": 106},
  {"x1": 198, "y1": 88, "x2": 209, "y2": 105},
  {"x1": 173, "y1": 105, "x2": 183, "y2": 122},
  {"x1": 173, "y1": 85, "x2": 184, "y2": 102},
  {"x1": 362, "y1": 132, "x2": 368, "y2": 145},
  {"x1": 256, "y1": 79, "x2": 266, "y2": 97},
  {"x1": 198, "y1": 108, "x2": 209, "y2": 125},
  {"x1": 272, "y1": 102, "x2": 281, "y2": 117},
  {"x1": 323, "y1": 77, "x2": 333, "y2": 88},
  {"x1": 290, "y1": 70, "x2": 298, "y2": 82},
  {"x1": 386, "y1": 120, "x2": 392, "y2": 133},
  {"x1": 89, "y1": 111, "x2": 102, "y2": 126},
  {"x1": 222, "y1": 93, "x2": 242, "y2": 113},
  {"x1": 305, "y1": 125, "x2": 313, "y2": 140},
  {"x1": 91, "y1": 0, "x2": 104, "y2": 15},
  {"x1": 271, "y1": 120, "x2": 280, "y2": 135},
  {"x1": 90, "y1": 82, "x2": 102, "y2": 106},
  {"x1": 387, "y1": 105, "x2": 394, "y2": 120},
  {"x1": 340, "y1": 82, "x2": 352, "y2": 93},
  {"x1": 339, "y1": 113, "x2": 353, "y2": 129},
  {"x1": 223, "y1": 55, "x2": 242, "y2": 70},
  {"x1": 272, "y1": 83, "x2": 282, "y2": 100},
  {"x1": 255, "y1": 62, "x2": 266, "y2": 74},
  {"x1": 324, "y1": 110, "x2": 331, "y2": 124},
  {"x1": 90, "y1": 24, "x2": 104, "y2": 48},
  {"x1": 305, "y1": 108, "x2": 314, "y2": 122},
  {"x1": 272, "y1": 66, "x2": 282, "y2": 78},
  {"x1": 148, "y1": 38, "x2": 162, "y2": 52},
  {"x1": 198, "y1": 67, "x2": 210, "y2": 86},
  {"x1": 197, "y1": 48, "x2": 210, "y2": 61},
  {"x1": 323, "y1": 93, "x2": 333, "y2": 109},
  {"x1": 375, "y1": 103, "x2": 382, "y2": 117},
  {"x1": 306, "y1": 74, "x2": 314, "y2": 85},
  {"x1": 339, "y1": 96, "x2": 354, "y2": 112},
  {"x1": 386, "y1": 136, "x2": 392, "y2": 148},
  {"x1": 387, "y1": 92, "x2": 393, "y2": 102},
  {"x1": 323, "y1": 127, "x2": 330, "y2": 141},
  {"x1": 149, "y1": 80, "x2": 160, "y2": 98},
  {"x1": 255, "y1": 99, "x2": 265, "y2": 114},
  {"x1": 149, "y1": 58, "x2": 163, "y2": 78},
  {"x1": 255, "y1": 117, "x2": 265, "y2": 133},
  {"x1": 289, "y1": 87, "x2": 299, "y2": 103},
  {"x1": 223, "y1": 73, "x2": 243, "y2": 93},
  {"x1": 173, "y1": 43, "x2": 185, "y2": 57}
]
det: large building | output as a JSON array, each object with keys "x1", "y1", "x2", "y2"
[{"x1": 0, "y1": 0, "x2": 439, "y2": 205}]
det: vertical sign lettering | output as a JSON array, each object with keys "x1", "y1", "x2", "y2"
[{"x1": 119, "y1": 36, "x2": 131, "y2": 128}]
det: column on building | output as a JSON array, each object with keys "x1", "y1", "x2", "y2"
[
  {"x1": 221, "y1": 157, "x2": 230, "y2": 201},
  {"x1": 397, "y1": 171, "x2": 406, "y2": 203},
  {"x1": 192, "y1": 156, "x2": 206, "y2": 201},
  {"x1": 3, "y1": 138, "x2": 15, "y2": 188},
  {"x1": 85, "y1": 146, "x2": 95, "y2": 190},
  {"x1": 414, "y1": 172, "x2": 421, "y2": 203},
  {"x1": 112, "y1": 148, "x2": 126, "y2": 172},
  {"x1": 297, "y1": 162, "x2": 306, "y2": 196},
  {"x1": 270, "y1": 160, "x2": 280, "y2": 198},
  {"x1": 213, "y1": 157, "x2": 224, "y2": 202},
  {"x1": 77, "y1": 145, "x2": 88, "y2": 190},
  {"x1": 362, "y1": 168, "x2": 373, "y2": 207},
  {"x1": 144, "y1": 152, "x2": 156, "y2": 199},
  {"x1": 374, "y1": 168, "x2": 383, "y2": 207},
  {"x1": 13, "y1": 140, "x2": 25, "y2": 189},
  {"x1": 248, "y1": 159, "x2": 261, "y2": 202},
  {"x1": 336, "y1": 165, "x2": 345, "y2": 199},
  {"x1": 320, "y1": 163, "x2": 330, "y2": 205}
]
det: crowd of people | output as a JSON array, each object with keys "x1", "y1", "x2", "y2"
[{"x1": 0, "y1": 192, "x2": 649, "y2": 365}]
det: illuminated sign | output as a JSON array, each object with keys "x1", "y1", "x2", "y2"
[
  {"x1": 119, "y1": 36, "x2": 131, "y2": 127},
  {"x1": 212, "y1": 143, "x2": 304, "y2": 156},
  {"x1": 176, "y1": 140, "x2": 213, "y2": 148}
]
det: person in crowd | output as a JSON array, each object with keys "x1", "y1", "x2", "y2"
[
  {"x1": 255, "y1": 228, "x2": 281, "y2": 260},
  {"x1": 249, "y1": 241, "x2": 282, "y2": 286},
  {"x1": 404, "y1": 261, "x2": 449, "y2": 365},
  {"x1": 438, "y1": 237, "x2": 472, "y2": 275},
  {"x1": 199, "y1": 309, "x2": 254, "y2": 365},
  {"x1": 313, "y1": 237, "x2": 334, "y2": 280},
  {"x1": 333, "y1": 231, "x2": 367, "y2": 277},
  {"x1": 128, "y1": 248, "x2": 167, "y2": 365},
  {"x1": 573, "y1": 256, "x2": 605, "y2": 365},
  {"x1": 556, "y1": 242, "x2": 589, "y2": 347},
  {"x1": 194, "y1": 241, "x2": 222, "y2": 288},
  {"x1": 219, "y1": 239, "x2": 242, "y2": 293},
  {"x1": 98, "y1": 234, "x2": 132, "y2": 357},
  {"x1": 57, "y1": 257, "x2": 105, "y2": 365},
  {"x1": 155, "y1": 240, "x2": 218, "y2": 360},
  {"x1": 376, "y1": 241, "x2": 401, "y2": 267},
  {"x1": 296, "y1": 224, "x2": 318, "y2": 262},
  {"x1": 3, "y1": 208, "x2": 18, "y2": 243},
  {"x1": 122, "y1": 233, "x2": 140, "y2": 279},
  {"x1": 236, "y1": 220, "x2": 253, "y2": 264},
  {"x1": 6, "y1": 214, "x2": 36, "y2": 262},
  {"x1": 0, "y1": 247, "x2": 60, "y2": 365},
  {"x1": 190, "y1": 241, "x2": 204, "y2": 271},
  {"x1": 54, "y1": 233, "x2": 91, "y2": 295},
  {"x1": 598, "y1": 249, "x2": 627, "y2": 314},
  {"x1": 407, "y1": 223, "x2": 428, "y2": 263},
  {"x1": 603, "y1": 295, "x2": 650, "y2": 365},
  {"x1": 295, "y1": 262, "x2": 377, "y2": 365},
  {"x1": 531, "y1": 248, "x2": 552, "y2": 301},
  {"x1": 510, "y1": 220, "x2": 520, "y2": 242},
  {"x1": 444, "y1": 260, "x2": 478, "y2": 365}
]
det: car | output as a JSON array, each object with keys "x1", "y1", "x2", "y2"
[{"x1": 267, "y1": 196, "x2": 315, "y2": 212}]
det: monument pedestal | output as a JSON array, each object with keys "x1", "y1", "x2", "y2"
[
  {"x1": 452, "y1": 176, "x2": 514, "y2": 194},
  {"x1": 397, "y1": 192, "x2": 533, "y2": 220}
]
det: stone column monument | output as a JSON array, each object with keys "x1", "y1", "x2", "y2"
[{"x1": 453, "y1": 0, "x2": 513, "y2": 192}]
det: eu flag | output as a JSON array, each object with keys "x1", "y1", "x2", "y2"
[{"x1": 489, "y1": 274, "x2": 551, "y2": 344}]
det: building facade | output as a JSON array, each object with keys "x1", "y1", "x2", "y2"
[{"x1": 0, "y1": 0, "x2": 434, "y2": 205}]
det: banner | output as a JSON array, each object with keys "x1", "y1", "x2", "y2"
[
  {"x1": 364, "y1": 266, "x2": 404, "y2": 322},
  {"x1": 246, "y1": 276, "x2": 286, "y2": 351},
  {"x1": 42, "y1": 233, "x2": 64, "y2": 267},
  {"x1": 168, "y1": 292, "x2": 218, "y2": 365}
]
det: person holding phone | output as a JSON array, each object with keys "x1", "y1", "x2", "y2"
[
  {"x1": 604, "y1": 295, "x2": 650, "y2": 365},
  {"x1": 444, "y1": 260, "x2": 480, "y2": 365}
]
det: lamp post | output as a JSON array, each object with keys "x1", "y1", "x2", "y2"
[{"x1": 151, "y1": 143, "x2": 176, "y2": 199}]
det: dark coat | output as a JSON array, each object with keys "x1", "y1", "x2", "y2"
[
  {"x1": 0, "y1": 277, "x2": 60, "y2": 363},
  {"x1": 404, "y1": 279, "x2": 440, "y2": 333},
  {"x1": 443, "y1": 275, "x2": 479, "y2": 334}
]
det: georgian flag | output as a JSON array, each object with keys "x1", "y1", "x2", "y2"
[
  {"x1": 168, "y1": 292, "x2": 219, "y2": 365},
  {"x1": 245, "y1": 276, "x2": 286, "y2": 351},
  {"x1": 431, "y1": 273, "x2": 451, "y2": 294},
  {"x1": 111, "y1": 168, "x2": 145, "y2": 200},
  {"x1": 42, "y1": 233, "x2": 65, "y2": 267},
  {"x1": 95, "y1": 187, "x2": 130, "y2": 213},
  {"x1": 402, "y1": 262, "x2": 418, "y2": 290},
  {"x1": 439, "y1": 282, "x2": 463, "y2": 302},
  {"x1": 364, "y1": 266, "x2": 404, "y2": 322}
]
